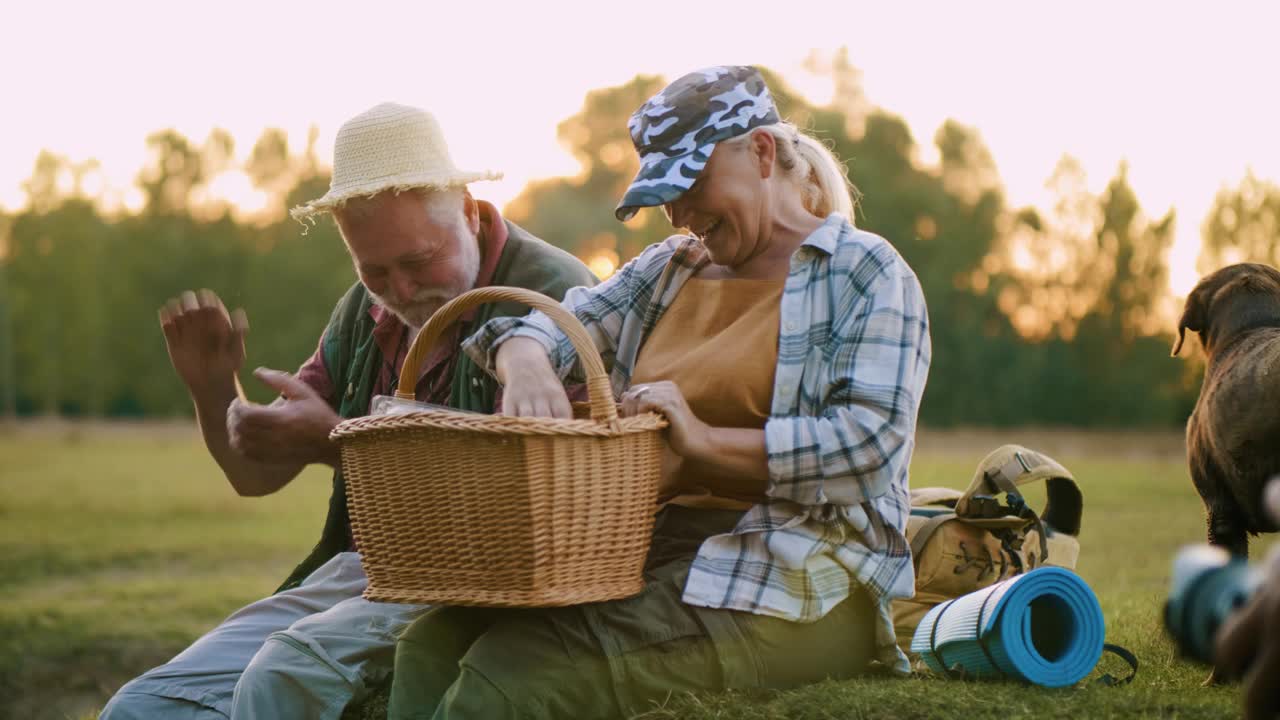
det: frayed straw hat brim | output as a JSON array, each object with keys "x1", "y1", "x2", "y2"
[{"x1": 290, "y1": 169, "x2": 501, "y2": 222}]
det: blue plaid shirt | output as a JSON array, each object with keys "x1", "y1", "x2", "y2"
[{"x1": 464, "y1": 214, "x2": 931, "y2": 672}]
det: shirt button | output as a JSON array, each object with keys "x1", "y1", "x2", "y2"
[{"x1": 785, "y1": 321, "x2": 797, "y2": 332}]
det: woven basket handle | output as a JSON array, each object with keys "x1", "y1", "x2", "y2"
[{"x1": 397, "y1": 286, "x2": 617, "y2": 425}]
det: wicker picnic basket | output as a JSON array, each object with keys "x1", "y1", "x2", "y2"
[{"x1": 330, "y1": 286, "x2": 666, "y2": 607}]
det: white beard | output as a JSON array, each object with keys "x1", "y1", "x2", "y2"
[{"x1": 367, "y1": 237, "x2": 482, "y2": 331}]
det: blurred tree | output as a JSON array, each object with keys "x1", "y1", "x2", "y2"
[
  {"x1": 0, "y1": 64, "x2": 1232, "y2": 426},
  {"x1": 1199, "y1": 171, "x2": 1280, "y2": 272},
  {"x1": 137, "y1": 131, "x2": 206, "y2": 215},
  {"x1": 247, "y1": 129, "x2": 292, "y2": 192},
  {"x1": 0, "y1": 213, "x2": 14, "y2": 418},
  {"x1": 505, "y1": 74, "x2": 673, "y2": 271}
]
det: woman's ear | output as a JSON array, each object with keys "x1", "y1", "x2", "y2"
[{"x1": 750, "y1": 130, "x2": 776, "y2": 180}]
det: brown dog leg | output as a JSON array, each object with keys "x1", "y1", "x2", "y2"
[{"x1": 1207, "y1": 504, "x2": 1250, "y2": 559}]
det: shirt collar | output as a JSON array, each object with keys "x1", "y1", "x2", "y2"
[{"x1": 799, "y1": 213, "x2": 848, "y2": 257}]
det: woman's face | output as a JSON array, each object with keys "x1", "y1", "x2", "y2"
[{"x1": 664, "y1": 132, "x2": 775, "y2": 267}]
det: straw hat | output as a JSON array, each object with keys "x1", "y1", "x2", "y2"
[{"x1": 291, "y1": 102, "x2": 501, "y2": 222}]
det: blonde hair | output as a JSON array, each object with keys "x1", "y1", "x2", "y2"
[{"x1": 723, "y1": 122, "x2": 859, "y2": 220}]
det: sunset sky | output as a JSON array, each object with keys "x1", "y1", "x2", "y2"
[{"x1": 5, "y1": 0, "x2": 1278, "y2": 295}]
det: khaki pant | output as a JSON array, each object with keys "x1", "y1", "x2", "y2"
[
  {"x1": 389, "y1": 505, "x2": 878, "y2": 720},
  {"x1": 100, "y1": 552, "x2": 430, "y2": 720}
]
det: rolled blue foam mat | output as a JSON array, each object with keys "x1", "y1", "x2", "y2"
[{"x1": 910, "y1": 566, "x2": 1104, "y2": 687}]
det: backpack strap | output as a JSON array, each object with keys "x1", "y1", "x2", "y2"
[
  {"x1": 956, "y1": 444, "x2": 1083, "y2": 537},
  {"x1": 1094, "y1": 643, "x2": 1140, "y2": 686},
  {"x1": 909, "y1": 512, "x2": 958, "y2": 566}
]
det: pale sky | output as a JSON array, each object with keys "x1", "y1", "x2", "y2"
[{"x1": 4, "y1": 0, "x2": 1278, "y2": 295}]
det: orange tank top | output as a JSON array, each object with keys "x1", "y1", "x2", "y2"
[{"x1": 630, "y1": 277, "x2": 784, "y2": 510}]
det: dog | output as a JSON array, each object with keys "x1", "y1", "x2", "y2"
[{"x1": 1174, "y1": 262, "x2": 1280, "y2": 558}]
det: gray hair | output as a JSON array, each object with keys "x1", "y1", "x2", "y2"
[{"x1": 333, "y1": 187, "x2": 466, "y2": 227}]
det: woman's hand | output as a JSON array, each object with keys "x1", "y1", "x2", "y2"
[
  {"x1": 495, "y1": 337, "x2": 572, "y2": 419},
  {"x1": 620, "y1": 381, "x2": 711, "y2": 460}
]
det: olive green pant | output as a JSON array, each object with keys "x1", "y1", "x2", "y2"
[{"x1": 387, "y1": 505, "x2": 877, "y2": 720}]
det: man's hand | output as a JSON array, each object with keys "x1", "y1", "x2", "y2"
[
  {"x1": 227, "y1": 368, "x2": 342, "y2": 467},
  {"x1": 1215, "y1": 478, "x2": 1280, "y2": 720},
  {"x1": 158, "y1": 289, "x2": 248, "y2": 398},
  {"x1": 495, "y1": 337, "x2": 572, "y2": 419}
]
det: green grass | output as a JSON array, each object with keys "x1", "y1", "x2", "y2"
[{"x1": 1, "y1": 424, "x2": 1272, "y2": 720}]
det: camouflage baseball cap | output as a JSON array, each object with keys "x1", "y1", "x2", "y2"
[{"x1": 615, "y1": 65, "x2": 780, "y2": 222}]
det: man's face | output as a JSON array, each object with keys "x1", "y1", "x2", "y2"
[{"x1": 336, "y1": 190, "x2": 481, "y2": 329}]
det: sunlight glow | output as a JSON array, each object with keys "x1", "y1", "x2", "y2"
[
  {"x1": 206, "y1": 171, "x2": 271, "y2": 219},
  {"x1": 4, "y1": 0, "x2": 1278, "y2": 308},
  {"x1": 585, "y1": 249, "x2": 620, "y2": 280}
]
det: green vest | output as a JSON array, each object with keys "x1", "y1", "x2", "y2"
[{"x1": 277, "y1": 221, "x2": 597, "y2": 592}]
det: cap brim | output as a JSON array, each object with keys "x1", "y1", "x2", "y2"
[{"x1": 614, "y1": 145, "x2": 713, "y2": 222}]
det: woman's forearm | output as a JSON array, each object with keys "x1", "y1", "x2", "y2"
[
  {"x1": 687, "y1": 427, "x2": 770, "y2": 496},
  {"x1": 495, "y1": 337, "x2": 555, "y2": 385}
]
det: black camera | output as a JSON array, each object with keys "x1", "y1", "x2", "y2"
[{"x1": 1164, "y1": 545, "x2": 1263, "y2": 664}]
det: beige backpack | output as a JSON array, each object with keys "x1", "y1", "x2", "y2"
[{"x1": 893, "y1": 444, "x2": 1084, "y2": 652}]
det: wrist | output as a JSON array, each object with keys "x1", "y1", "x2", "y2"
[
  {"x1": 684, "y1": 420, "x2": 717, "y2": 463},
  {"x1": 497, "y1": 337, "x2": 553, "y2": 385},
  {"x1": 189, "y1": 376, "x2": 239, "y2": 408},
  {"x1": 320, "y1": 437, "x2": 342, "y2": 468},
  {"x1": 310, "y1": 408, "x2": 342, "y2": 466}
]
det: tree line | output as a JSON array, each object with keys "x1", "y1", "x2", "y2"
[{"x1": 2, "y1": 58, "x2": 1277, "y2": 426}]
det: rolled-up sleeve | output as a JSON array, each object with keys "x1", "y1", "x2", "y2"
[
  {"x1": 296, "y1": 339, "x2": 337, "y2": 409},
  {"x1": 764, "y1": 264, "x2": 931, "y2": 506},
  {"x1": 463, "y1": 241, "x2": 674, "y2": 382}
]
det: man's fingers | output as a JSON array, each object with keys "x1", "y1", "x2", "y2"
[
  {"x1": 166, "y1": 297, "x2": 184, "y2": 320},
  {"x1": 158, "y1": 306, "x2": 181, "y2": 345},
  {"x1": 252, "y1": 367, "x2": 313, "y2": 401},
  {"x1": 230, "y1": 308, "x2": 249, "y2": 336},
  {"x1": 180, "y1": 290, "x2": 199, "y2": 312},
  {"x1": 196, "y1": 288, "x2": 219, "y2": 309},
  {"x1": 228, "y1": 398, "x2": 282, "y2": 439}
]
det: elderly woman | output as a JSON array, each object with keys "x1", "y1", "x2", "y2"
[{"x1": 387, "y1": 65, "x2": 931, "y2": 720}]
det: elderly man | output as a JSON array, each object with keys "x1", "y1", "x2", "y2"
[{"x1": 100, "y1": 103, "x2": 597, "y2": 720}]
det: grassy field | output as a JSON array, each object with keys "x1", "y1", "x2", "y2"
[{"x1": 1, "y1": 422, "x2": 1273, "y2": 720}]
